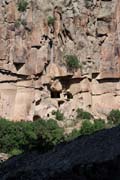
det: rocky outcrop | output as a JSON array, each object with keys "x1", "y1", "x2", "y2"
[
  {"x1": 1, "y1": 126, "x2": 120, "y2": 179},
  {"x1": 0, "y1": 0, "x2": 120, "y2": 121},
  {"x1": 0, "y1": 153, "x2": 9, "y2": 164}
]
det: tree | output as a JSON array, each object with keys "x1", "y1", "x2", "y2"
[
  {"x1": 0, "y1": 118, "x2": 64, "y2": 155},
  {"x1": 107, "y1": 109, "x2": 120, "y2": 125},
  {"x1": 76, "y1": 108, "x2": 93, "y2": 120},
  {"x1": 52, "y1": 110, "x2": 64, "y2": 121},
  {"x1": 80, "y1": 120, "x2": 94, "y2": 135}
]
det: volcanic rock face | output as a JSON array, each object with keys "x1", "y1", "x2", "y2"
[
  {"x1": 0, "y1": 0, "x2": 120, "y2": 121},
  {"x1": 1, "y1": 126, "x2": 120, "y2": 179}
]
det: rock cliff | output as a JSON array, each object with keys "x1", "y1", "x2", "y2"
[{"x1": 0, "y1": 0, "x2": 120, "y2": 121}]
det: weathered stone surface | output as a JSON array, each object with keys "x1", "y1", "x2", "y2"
[
  {"x1": 0, "y1": 0, "x2": 120, "y2": 120},
  {"x1": 0, "y1": 153, "x2": 9, "y2": 164}
]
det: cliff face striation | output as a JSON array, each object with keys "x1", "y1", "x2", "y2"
[{"x1": 0, "y1": 0, "x2": 120, "y2": 121}]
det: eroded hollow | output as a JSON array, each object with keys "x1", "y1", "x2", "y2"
[
  {"x1": 51, "y1": 91, "x2": 60, "y2": 98},
  {"x1": 33, "y1": 115, "x2": 41, "y2": 121}
]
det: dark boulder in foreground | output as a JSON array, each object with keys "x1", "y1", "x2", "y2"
[{"x1": 1, "y1": 126, "x2": 120, "y2": 179}]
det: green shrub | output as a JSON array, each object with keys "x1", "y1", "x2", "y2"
[
  {"x1": 65, "y1": 119, "x2": 106, "y2": 141},
  {"x1": 32, "y1": 119, "x2": 64, "y2": 151},
  {"x1": 0, "y1": 118, "x2": 64, "y2": 155},
  {"x1": 80, "y1": 119, "x2": 105, "y2": 136},
  {"x1": 9, "y1": 149, "x2": 23, "y2": 157},
  {"x1": 80, "y1": 120, "x2": 94, "y2": 135},
  {"x1": 0, "y1": 119, "x2": 36, "y2": 154},
  {"x1": 47, "y1": 16, "x2": 55, "y2": 26},
  {"x1": 84, "y1": 0, "x2": 93, "y2": 8},
  {"x1": 93, "y1": 119, "x2": 105, "y2": 131},
  {"x1": 65, "y1": 55, "x2": 81, "y2": 70},
  {"x1": 107, "y1": 109, "x2": 120, "y2": 125},
  {"x1": 0, "y1": 116, "x2": 106, "y2": 156},
  {"x1": 76, "y1": 108, "x2": 93, "y2": 120},
  {"x1": 18, "y1": 0, "x2": 28, "y2": 12},
  {"x1": 52, "y1": 110, "x2": 64, "y2": 121},
  {"x1": 65, "y1": 129, "x2": 80, "y2": 141}
]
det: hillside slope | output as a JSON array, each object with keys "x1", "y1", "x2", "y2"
[{"x1": 0, "y1": 125, "x2": 120, "y2": 179}]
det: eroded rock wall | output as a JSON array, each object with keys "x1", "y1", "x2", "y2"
[{"x1": 0, "y1": 0, "x2": 120, "y2": 121}]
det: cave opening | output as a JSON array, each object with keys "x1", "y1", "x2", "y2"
[
  {"x1": 35, "y1": 99, "x2": 41, "y2": 106},
  {"x1": 51, "y1": 91, "x2": 60, "y2": 98},
  {"x1": 66, "y1": 91, "x2": 73, "y2": 100},
  {"x1": 14, "y1": 63, "x2": 24, "y2": 71},
  {"x1": 58, "y1": 100, "x2": 64, "y2": 107},
  {"x1": 47, "y1": 114, "x2": 50, "y2": 117},
  {"x1": 49, "y1": 39, "x2": 53, "y2": 48},
  {"x1": 42, "y1": 35, "x2": 48, "y2": 41},
  {"x1": 92, "y1": 73, "x2": 99, "y2": 79},
  {"x1": 33, "y1": 115, "x2": 41, "y2": 121},
  {"x1": 31, "y1": 45, "x2": 41, "y2": 49}
]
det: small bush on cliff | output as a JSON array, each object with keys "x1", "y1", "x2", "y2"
[
  {"x1": 80, "y1": 120, "x2": 94, "y2": 135},
  {"x1": 80, "y1": 119, "x2": 105, "y2": 135},
  {"x1": 84, "y1": 0, "x2": 93, "y2": 8},
  {"x1": 93, "y1": 119, "x2": 106, "y2": 131},
  {"x1": 18, "y1": 0, "x2": 28, "y2": 12},
  {"x1": 47, "y1": 16, "x2": 55, "y2": 26},
  {"x1": 76, "y1": 108, "x2": 93, "y2": 120},
  {"x1": 65, "y1": 55, "x2": 81, "y2": 70},
  {"x1": 52, "y1": 110, "x2": 64, "y2": 121},
  {"x1": 107, "y1": 109, "x2": 120, "y2": 125}
]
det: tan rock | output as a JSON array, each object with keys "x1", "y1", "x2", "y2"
[
  {"x1": 0, "y1": 0, "x2": 120, "y2": 121},
  {"x1": 6, "y1": 1, "x2": 16, "y2": 23},
  {"x1": 0, "y1": 39, "x2": 7, "y2": 60},
  {"x1": 50, "y1": 80, "x2": 62, "y2": 92},
  {"x1": 46, "y1": 63, "x2": 67, "y2": 78}
]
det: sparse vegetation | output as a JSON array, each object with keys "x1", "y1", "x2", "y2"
[
  {"x1": 76, "y1": 108, "x2": 93, "y2": 120},
  {"x1": 47, "y1": 16, "x2": 55, "y2": 26},
  {"x1": 52, "y1": 110, "x2": 64, "y2": 121},
  {"x1": 15, "y1": 19, "x2": 27, "y2": 28},
  {"x1": 33, "y1": 119, "x2": 64, "y2": 151},
  {"x1": 84, "y1": 0, "x2": 93, "y2": 8},
  {"x1": 107, "y1": 109, "x2": 120, "y2": 125},
  {"x1": 65, "y1": 129, "x2": 80, "y2": 141},
  {"x1": 80, "y1": 120, "x2": 94, "y2": 135},
  {"x1": 93, "y1": 119, "x2": 106, "y2": 131},
  {"x1": 66, "y1": 118, "x2": 106, "y2": 141},
  {"x1": 18, "y1": 0, "x2": 28, "y2": 12},
  {"x1": 65, "y1": 55, "x2": 81, "y2": 70},
  {"x1": 80, "y1": 119, "x2": 105, "y2": 135}
]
